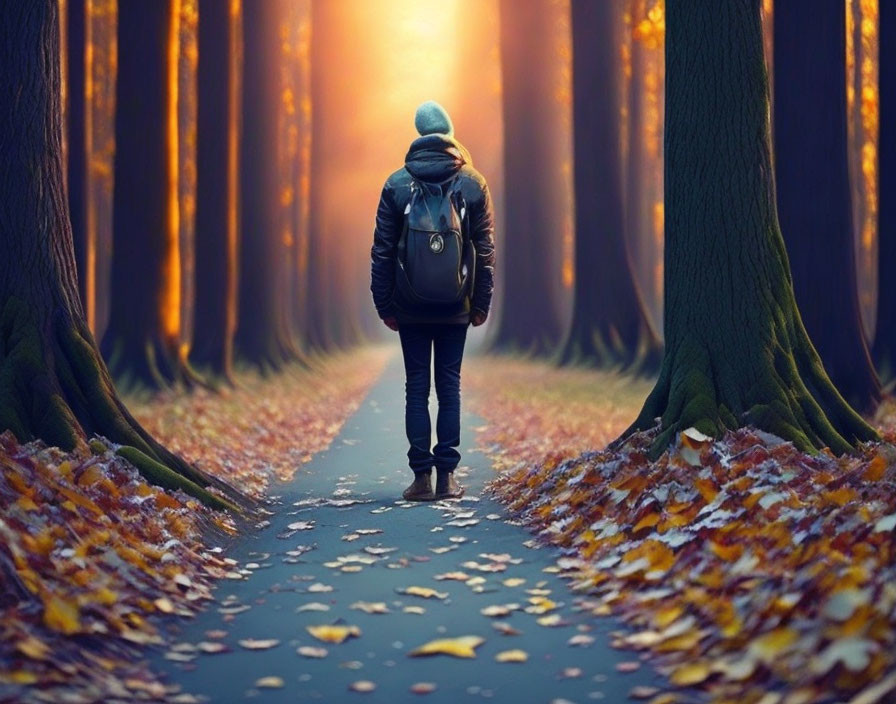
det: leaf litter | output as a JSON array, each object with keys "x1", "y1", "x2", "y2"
[
  {"x1": 0, "y1": 349, "x2": 389, "y2": 700},
  {"x1": 467, "y1": 356, "x2": 896, "y2": 703}
]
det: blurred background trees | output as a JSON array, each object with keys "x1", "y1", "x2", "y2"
[{"x1": 49, "y1": 0, "x2": 887, "y2": 416}]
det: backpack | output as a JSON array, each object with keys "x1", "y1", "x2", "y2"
[{"x1": 394, "y1": 175, "x2": 475, "y2": 309}]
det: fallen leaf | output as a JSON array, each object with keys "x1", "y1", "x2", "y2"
[{"x1": 408, "y1": 636, "x2": 485, "y2": 658}]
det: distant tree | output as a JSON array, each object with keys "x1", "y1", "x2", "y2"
[
  {"x1": 0, "y1": 0, "x2": 241, "y2": 511},
  {"x1": 103, "y1": 0, "x2": 195, "y2": 388},
  {"x1": 621, "y1": 0, "x2": 877, "y2": 458},
  {"x1": 873, "y1": 0, "x2": 895, "y2": 377},
  {"x1": 558, "y1": 0, "x2": 661, "y2": 369},
  {"x1": 773, "y1": 0, "x2": 881, "y2": 412},
  {"x1": 191, "y1": 0, "x2": 242, "y2": 381},
  {"x1": 489, "y1": 0, "x2": 567, "y2": 353},
  {"x1": 305, "y1": 0, "x2": 364, "y2": 351},
  {"x1": 235, "y1": 0, "x2": 298, "y2": 369}
]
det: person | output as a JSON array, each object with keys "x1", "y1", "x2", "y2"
[{"x1": 370, "y1": 100, "x2": 496, "y2": 501}]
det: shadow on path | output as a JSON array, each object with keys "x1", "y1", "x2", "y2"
[{"x1": 150, "y1": 355, "x2": 663, "y2": 702}]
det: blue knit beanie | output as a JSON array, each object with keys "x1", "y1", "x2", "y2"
[{"x1": 414, "y1": 100, "x2": 454, "y2": 137}]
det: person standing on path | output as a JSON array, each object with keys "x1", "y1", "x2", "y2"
[{"x1": 370, "y1": 100, "x2": 496, "y2": 501}]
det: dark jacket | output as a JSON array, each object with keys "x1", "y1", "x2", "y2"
[{"x1": 370, "y1": 134, "x2": 496, "y2": 325}]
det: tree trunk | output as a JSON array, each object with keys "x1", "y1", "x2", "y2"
[
  {"x1": 102, "y1": 0, "x2": 191, "y2": 388},
  {"x1": 191, "y1": 0, "x2": 241, "y2": 381},
  {"x1": 558, "y1": 0, "x2": 661, "y2": 370},
  {"x1": 773, "y1": 0, "x2": 881, "y2": 413},
  {"x1": 622, "y1": 0, "x2": 877, "y2": 459},
  {"x1": 874, "y1": 0, "x2": 896, "y2": 377},
  {"x1": 0, "y1": 0, "x2": 244, "y2": 512},
  {"x1": 64, "y1": 0, "x2": 91, "y2": 326},
  {"x1": 235, "y1": 0, "x2": 297, "y2": 370},
  {"x1": 489, "y1": 0, "x2": 566, "y2": 353},
  {"x1": 304, "y1": 0, "x2": 362, "y2": 351}
]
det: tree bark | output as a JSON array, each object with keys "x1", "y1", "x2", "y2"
[
  {"x1": 488, "y1": 0, "x2": 566, "y2": 353},
  {"x1": 191, "y1": 0, "x2": 241, "y2": 381},
  {"x1": 873, "y1": 0, "x2": 896, "y2": 378},
  {"x1": 102, "y1": 0, "x2": 191, "y2": 388},
  {"x1": 0, "y1": 0, "x2": 244, "y2": 512},
  {"x1": 773, "y1": 0, "x2": 881, "y2": 412},
  {"x1": 235, "y1": 0, "x2": 297, "y2": 369},
  {"x1": 64, "y1": 0, "x2": 90, "y2": 325},
  {"x1": 622, "y1": 0, "x2": 877, "y2": 459},
  {"x1": 558, "y1": 0, "x2": 661, "y2": 370}
]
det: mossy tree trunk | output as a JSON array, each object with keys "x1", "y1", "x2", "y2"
[
  {"x1": 558, "y1": 0, "x2": 661, "y2": 370},
  {"x1": 873, "y1": 0, "x2": 896, "y2": 379},
  {"x1": 0, "y1": 0, "x2": 245, "y2": 513},
  {"x1": 102, "y1": 0, "x2": 192, "y2": 389},
  {"x1": 191, "y1": 0, "x2": 241, "y2": 382},
  {"x1": 622, "y1": 0, "x2": 878, "y2": 459},
  {"x1": 235, "y1": 0, "x2": 297, "y2": 370},
  {"x1": 773, "y1": 0, "x2": 881, "y2": 413},
  {"x1": 488, "y1": 0, "x2": 566, "y2": 354}
]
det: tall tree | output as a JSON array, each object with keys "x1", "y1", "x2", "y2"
[
  {"x1": 621, "y1": 0, "x2": 877, "y2": 459},
  {"x1": 773, "y1": 0, "x2": 881, "y2": 412},
  {"x1": 235, "y1": 0, "x2": 297, "y2": 369},
  {"x1": 489, "y1": 0, "x2": 567, "y2": 353},
  {"x1": 558, "y1": 0, "x2": 661, "y2": 369},
  {"x1": 305, "y1": 0, "x2": 365, "y2": 351},
  {"x1": 102, "y1": 0, "x2": 191, "y2": 388},
  {"x1": 873, "y1": 0, "x2": 895, "y2": 377},
  {"x1": 64, "y1": 0, "x2": 90, "y2": 324},
  {"x1": 0, "y1": 0, "x2": 241, "y2": 511},
  {"x1": 191, "y1": 0, "x2": 241, "y2": 381}
]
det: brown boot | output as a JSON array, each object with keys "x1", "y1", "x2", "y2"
[
  {"x1": 434, "y1": 470, "x2": 464, "y2": 500},
  {"x1": 402, "y1": 472, "x2": 435, "y2": 501}
]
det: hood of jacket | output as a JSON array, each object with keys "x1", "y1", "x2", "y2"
[{"x1": 404, "y1": 133, "x2": 472, "y2": 184}]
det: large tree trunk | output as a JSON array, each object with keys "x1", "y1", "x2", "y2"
[
  {"x1": 102, "y1": 0, "x2": 191, "y2": 388},
  {"x1": 235, "y1": 0, "x2": 297, "y2": 370},
  {"x1": 558, "y1": 0, "x2": 661, "y2": 370},
  {"x1": 873, "y1": 0, "x2": 896, "y2": 378},
  {"x1": 773, "y1": 0, "x2": 881, "y2": 413},
  {"x1": 64, "y1": 0, "x2": 90, "y2": 327},
  {"x1": 622, "y1": 0, "x2": 877, "y2": 459},
  {"x1": 191, "y1": 0, "x2": 241, "y2": 381},
  {"x1": 0, "y1": 0, "x2": 244, "y2": 512},
  {"x1": 488, "y1": 0, "x2": 566, "y2": 353}
]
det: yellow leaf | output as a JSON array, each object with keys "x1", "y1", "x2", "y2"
[
  {"x1": 748, "y1": 627, "x2": 799, "y2": 663},
  {"x1": 633, "y1": 512, "x2": 661, "y2": 533},
  {"x1": 495, "y1": 649, "x2": 528, "y2": 662},
  {"x1": 42, "y1": 593, "x2": 81, "y2": 635},
  {"x1": 709, "y1": 541, "x2": 743, "y2": 562},
  {"x1": 669, "y1": 661, "x2": 711, "y2": 685},
  {"x1": 863, "y1": 454, "x2": 888, "y2": 481},
  {"x1": 306, "y1": 624, "x2": 361, "y2": 644},
  {"x1": 409, "y1": 636, "x2": 484, "y2": 658},
  {"x1": 400, "y1": 586, "x2": 448, "y2": 600}
]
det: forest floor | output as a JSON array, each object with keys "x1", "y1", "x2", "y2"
[
  {"x1": 466, "y1": 357, "x2": 896, "y2": 704},
  {"x1": 3, "y1": 348, "x2": 896, "y2": 703},
  {"x1": 0, "y1": 348, "x2": 389, "y2": 703}
]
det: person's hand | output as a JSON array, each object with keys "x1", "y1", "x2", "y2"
[
  {"x1": 470, "y1": 311, "x2": 487, "y2": 327},
  {"x1": 382, "y1": 316, "x2": 399, "y2": 331}
]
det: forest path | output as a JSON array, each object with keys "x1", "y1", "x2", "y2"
[{"x1": 150, "y1": 356, "x2": 663, "y2": 703}]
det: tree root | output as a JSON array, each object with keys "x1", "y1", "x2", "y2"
[
  {"x1": 619, "y1": 326, "x2": 879, "y2": 460},
  {"x1": 0, "y1": 298, "x2": 253, "y2": 515}
]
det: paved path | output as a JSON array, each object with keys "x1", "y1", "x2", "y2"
[{"x1": 150, "y1": 356, "x2": 662, "y2": 703}]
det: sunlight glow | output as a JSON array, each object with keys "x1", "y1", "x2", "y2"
[{"x1": 164, "y1": 0, "x2": 182, "y2": 343}]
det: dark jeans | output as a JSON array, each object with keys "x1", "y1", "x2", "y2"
[{"x1": 398, "y1": 323, "x2": 468, "y2": 474}]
